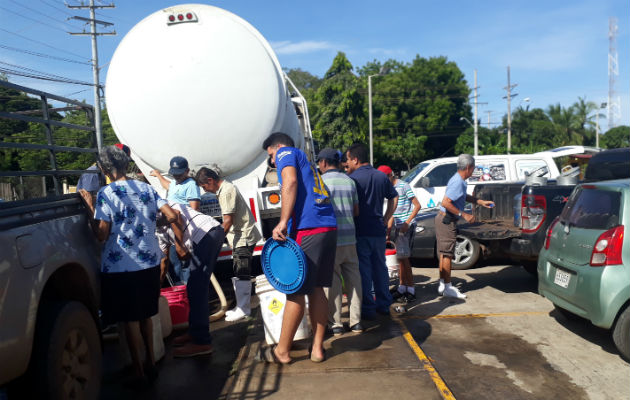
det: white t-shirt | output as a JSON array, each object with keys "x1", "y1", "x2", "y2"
[{"x1": 157, "y1": 202, "x2": 220, "y2": 252}]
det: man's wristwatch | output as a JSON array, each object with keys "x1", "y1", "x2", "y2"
[{"x1": 458, "y1": 211, "x2": 462, "y2": 217}]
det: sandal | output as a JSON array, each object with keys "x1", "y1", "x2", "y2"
[
  {"x1": 308, "y1": 344, "x2": 326, "y2": 363},
  {"x1": 257, "y1": 345, "x2": 290, "y2": 364}
]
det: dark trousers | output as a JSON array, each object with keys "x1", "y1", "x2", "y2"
[{"x1": 183, "y1": 227, "x2": 224, "y2": 344}]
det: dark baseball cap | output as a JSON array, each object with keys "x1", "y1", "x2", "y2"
[
  {"x1": 317, "y1": 148, "x2": 341, "y2": 162},
  {"x1": 169, "y1": 156, "x2": 189, "y2": 176}
]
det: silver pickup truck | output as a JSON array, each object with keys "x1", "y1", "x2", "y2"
[
  {"x1": 0, "y1": 80, "x2": 103, "y2": 399},
  {"x1": 0, "y1": 195, "x2": 102, "y2": 398}
]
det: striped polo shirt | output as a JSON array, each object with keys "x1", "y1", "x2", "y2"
[
  {"x1": 393, "y1": 180, "x2": 416, "y2": 227},
  {"x1": 321, "y1": 169, "x2": 358, "y2": 246}
]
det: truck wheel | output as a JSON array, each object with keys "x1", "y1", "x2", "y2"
[
  {"x1": 451, "y1": 235, "x2": 480, "y2": 270},
  {"x1": 613, "y1": 305, "x2": 630, "y2": 361},
  {"x1": 34, "y1": 301, "x2": 102, "y2": 400}
]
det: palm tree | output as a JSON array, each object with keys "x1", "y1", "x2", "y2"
[{"x1": 546, "y1": 103, "x2": 581, "y2": 145}]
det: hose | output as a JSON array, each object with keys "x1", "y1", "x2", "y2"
[{"x1": 209, "y1": 272, "x2": 228, "y2": 322}]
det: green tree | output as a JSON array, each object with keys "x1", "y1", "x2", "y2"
[
  {"x1": 370, "y1": 55, "x2": 470, "y2": 167},
  {"x1": 285, "y1": 68, "x2": 322, "y2": 94},
  {"x1": 601, "y1": 126, "x2": 630, "y2": 148},
  {"x1": 309, "y1": 52, "x2": 366, "y2": 150}
]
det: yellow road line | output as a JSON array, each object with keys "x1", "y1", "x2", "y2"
[
  {"x1": 403, "y1": 311, "x2": 548, "y2": 320},
  {"x1": 395, "y1": 318, "x2": 456, "y2": 400}
]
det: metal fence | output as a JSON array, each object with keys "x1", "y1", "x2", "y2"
[{"x1": 0, "y1": 80, "x2": 98, "y2": 198}]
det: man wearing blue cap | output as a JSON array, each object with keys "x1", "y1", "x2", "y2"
[
  {"x1": 151, "y1": 156, "x2": 201, "y2": 283},
  {"x1": 150, "y1": 156, "x2": 201, "y2": 210}
]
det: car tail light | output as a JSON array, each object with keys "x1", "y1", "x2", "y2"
[
  {"x1": 590, "y1": 225, "x2": 624, "y2": 266},
  {"x1": 544, "y1": 217, "x2": 560, "y2": 250},
  {"x1": 522, "y1": 195, "x2": 547, "y2": 233}
]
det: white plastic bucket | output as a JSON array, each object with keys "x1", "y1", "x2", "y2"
[
  {"x1": 255, "y1": 274, "x2": 310, "y2": 345},
  {"x1": 385, "y1": 244, "x2": 399, "y2": 279},
  {"x1": 117, "y1": 311, "x2": 165, "y2": 366}
]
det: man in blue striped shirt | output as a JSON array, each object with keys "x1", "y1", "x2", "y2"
[
  {"x1": 318, "y1": 148, "x2": 363, "y2": 335},
  {"x1": 379, "y1": 165, "x2": 421, "y2": 303}
]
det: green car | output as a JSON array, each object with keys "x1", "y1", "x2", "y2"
[{"x1": 538, "y1": 179, "x2": 630, "y2": 360}]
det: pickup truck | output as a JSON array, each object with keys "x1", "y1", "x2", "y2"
[
  {"x1": 0, "y1": 81, "x2": 103, "y2": 399},
  {"x1": 461, "y1": 147, "x2": 630, "y2": 273}
]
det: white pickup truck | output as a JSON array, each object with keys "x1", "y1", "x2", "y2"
[{"x1": 401, "y1": 146, "x2": 600, "y2": 211}]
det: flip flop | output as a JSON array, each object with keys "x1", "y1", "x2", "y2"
[
  {"x1": 257, "y1": 345, "x2": 290, "y2": 364},
  {"x1": 308, "y1": 344, "x2": 326, "y2": 363}
]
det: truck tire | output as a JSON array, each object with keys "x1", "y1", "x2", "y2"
[
  {"x1": 34, "y1": 301, "x2": 102, "y2": 400},
  {"x1": 451, "y1": 235, "x2": 481, "y2": 270},
  {"x1": 613, "y1": 305, "x2": 630, "y2": 361}
]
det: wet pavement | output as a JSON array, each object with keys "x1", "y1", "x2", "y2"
[{"x1": 100, "y1": 263, "x2": 630, "y2": 400}]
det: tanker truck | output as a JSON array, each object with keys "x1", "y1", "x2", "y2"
[{"x1": 106, "y1": 4, "x2": 316, "y2": 260}]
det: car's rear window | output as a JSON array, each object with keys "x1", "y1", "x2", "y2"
[{"x1": 560, "y1": 187, "x2": 621, "y2": 229}]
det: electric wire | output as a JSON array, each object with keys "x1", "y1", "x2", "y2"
[
  {"x1": 0, "y1": 44, "x2": 92, "y2": 65},
  {"x1": 38, "y1": 0, "x2": 74, "y2": 17},
  {"x1": 8, "y1": 0, "x2": 78, "y2": 29},
  {"x1": 0, "y1": 5, "x2": 69, "y2": 33},
  {"x1": 0, "y1": 27, "x2": 88, "y2": 60}
]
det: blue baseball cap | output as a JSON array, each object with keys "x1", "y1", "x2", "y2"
[{"x1": 168, "y1": 156, "x2": 189, "y2": 176}]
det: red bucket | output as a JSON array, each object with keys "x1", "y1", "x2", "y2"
[{"x1": 160, "y1": 285, "x2": 189, "y2": 326}]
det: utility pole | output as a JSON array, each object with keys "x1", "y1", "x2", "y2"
[
  {"x1": 503, "y1": 66, "x2": 518, "y2": 154},
  {"x1": 607, "y1": 17, "x2": 620, "y2": 130},
  {"x1": 68, "y1": 0, "x2": 116, "y2": 151},
  {"x1": 486, "y1": 111, "x2": 492, "y2": 129},
  {"x1": 473, "y1": 70, "x2": 479, "y2": 156}
]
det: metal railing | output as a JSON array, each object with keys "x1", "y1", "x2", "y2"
[{"x1": 0, "y1": 80, "x2": 98, "y2": 197}]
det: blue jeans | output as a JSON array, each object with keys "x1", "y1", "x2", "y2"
[
  {"x1": 183, "y1": 227, "x2": 224, "y2": 345},
  {"x1": 169, "y1": 245, "x2": 190, "y2": 284},
  {"x1": 356, "y1": 236, "x2": 392, "y2": 317}
]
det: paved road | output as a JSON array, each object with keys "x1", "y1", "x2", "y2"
[{"x1": 100, "y1": 263, "x2": 630, "y2": 400}]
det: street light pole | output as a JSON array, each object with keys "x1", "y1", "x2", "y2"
[
  {"x1": 367, "y1": 67, "x2": 390, "y2": 165},
  {"x1": 473, "y1": 70, "x2": 478, "y2": 156},
  {"x1": 596, "y1": 102, "x2": 607, "y2": 148},
  {"x1": 368, "y1": 74, "x2": 374, "y2": 164}
]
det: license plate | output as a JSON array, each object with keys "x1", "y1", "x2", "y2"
[{"x1": 554, "y1": 268, "x2": 571, "y2": 288}]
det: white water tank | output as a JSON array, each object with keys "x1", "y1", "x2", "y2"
[{"x1": 106, "y1": 4, "x2": 302, "y2": 180}]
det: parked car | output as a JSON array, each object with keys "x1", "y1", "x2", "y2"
[
  {"x1": 538, "y1": 179, "x2": 630, "y2": 360},
  {"x1": 410, "y1": 207, "x2": 481, "y2": 269},
  {"x1": 401, "y1": 146, "x2": 598, "y2": 211}
]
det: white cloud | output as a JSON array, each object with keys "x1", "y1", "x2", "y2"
[
  {"x1": 368, "y1": 47, "x2": 408, "y2": 57},
  {"x1": 270, "y1": 40, "x2": 335, "y2": 55}
]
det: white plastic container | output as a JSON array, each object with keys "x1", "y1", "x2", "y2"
[
  {"x1": 385, "y1": 245, "x2": 399, "y2": 279},
  {"x1": 255, "y1": 274, "x2": 310, "y2": 345},
  {"x1": 117, "y1": 312, "x2": 165, "y2": 366}
]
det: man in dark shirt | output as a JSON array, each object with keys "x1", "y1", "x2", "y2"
[{"x1": 346, "y1": 143, "x2": 398, "y2": 319}]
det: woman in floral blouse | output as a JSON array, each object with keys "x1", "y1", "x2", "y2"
[{"x1": 80, "y1": 145, "x2": 184, "y2": 386}]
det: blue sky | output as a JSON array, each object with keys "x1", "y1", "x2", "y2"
[{"x1": 1, "y1": 0, "x2": 628, "y2": 130}]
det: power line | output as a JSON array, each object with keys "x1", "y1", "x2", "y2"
[
  {"x1": 0, "y1": 5, "x2": 69, "y2": 33},
  {"x1": 0, "y1": 44, "x2": 92, "y2": 65},
  {"x1": 38, "y1": 0, "x2": 74, "y2": 17},
  {"x1": 0, "y1": 27, "x2": 88, "y2": 60},
  {"x1": 0, "y1": 61, "x2": 97, "y2": 87},
  {"x1": 8, "y1": 0, "x2": 78, "y2": 29}
]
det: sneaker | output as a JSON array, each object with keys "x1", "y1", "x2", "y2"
[
  {"x1": 332, "y1": 326, "x2": 344, "y2": 336},
  {"x1": 437, "y1": 280, "x2": 445, "y2": 295},
  {"x1": 443, "y1": 285, "x2": 467, "y2": 299},
  {"x1": 173, "y1": 333, "x2": 192, "y2": 347},
  {"x1": 404, "y1": 292, "x2": 417, "y2": 303},
  {"x1": 391, "y1": 287, "x2": 405, "y2": 300},
  {"x1": 350, "y1": 323, "x2": 364, "y2": 333},
  {"x1": 173, "y1": 342, "x2": 214, "y2": 358}
]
